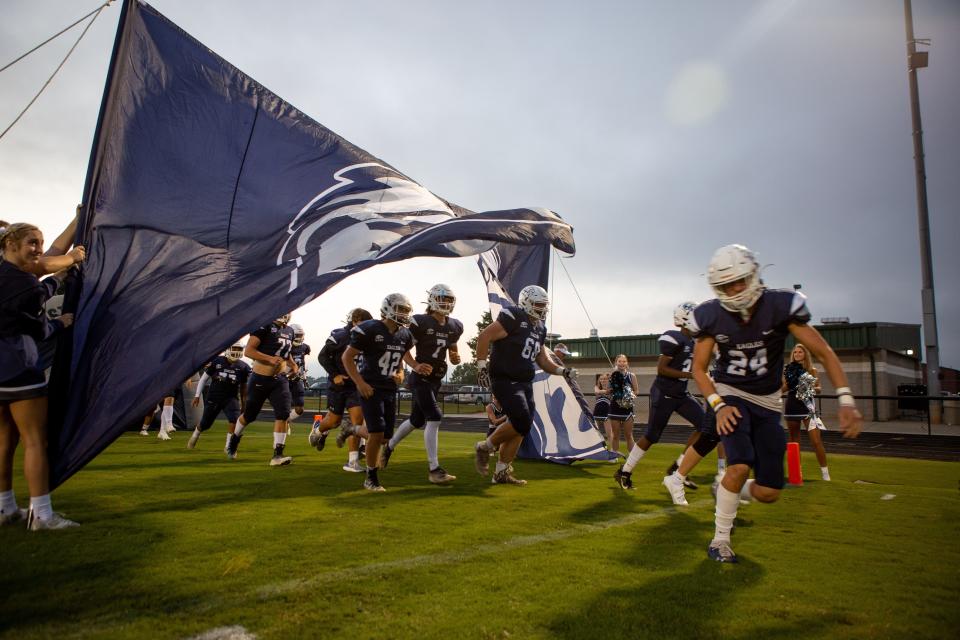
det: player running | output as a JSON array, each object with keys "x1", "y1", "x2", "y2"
[
  {"x1": 615, "y1": 302, "x2": 704, "y2": 491},
  {"x1": 473, "y1": 285, "x2": 576, "y2": 485},
  {"x1": 689, "y1": 244, "x2": 861, "y2": 563},
  {"x1": 380, "y1": 284, "x2": 464, "y2": 485},
  {"x1": 226, "y1": 315, "x2": 298, "y2": 465},
  {"x1": 341, "y1": 294, "x2": 416, "y2": 491},
  {"x1": 187, "y1": 343, "x2": 250, "y2": 450},
  {"x1": 286, "y1": 324, "x2": 310, "y2": 435},
  {"x1": 309, "y1": 308, "x2": 373, "y2": 473}
]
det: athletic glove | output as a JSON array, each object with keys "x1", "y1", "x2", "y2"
[
  {"x1": 476, "y1": 359, "x2": 491, "y2": 388},
  {"x1": 562, "y1": 367, "x2": 578, "y2": 381}
]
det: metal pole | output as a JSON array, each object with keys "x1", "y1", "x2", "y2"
[{"x1": 903, "y1": 0, "x2": 942, "y2": 422}]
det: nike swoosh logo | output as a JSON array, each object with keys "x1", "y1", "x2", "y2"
[{"x1": 762, "y1": 330, "x2": 774, "y2": 335}]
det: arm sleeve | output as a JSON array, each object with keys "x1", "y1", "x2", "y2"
[{"x1": 195, "y1": 372, "x2": 211, "y2": 397}]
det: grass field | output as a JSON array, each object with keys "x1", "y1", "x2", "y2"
[{"x1": 2, "y1": 423, "x2": 958, "y2": 640}]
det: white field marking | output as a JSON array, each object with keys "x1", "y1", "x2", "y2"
[
  {"x1": 255, "y1": 498, "x2": 713, "y2": 599},
  {"x1": 186, "y1": 626, "x2": 257, "y2": 640}
]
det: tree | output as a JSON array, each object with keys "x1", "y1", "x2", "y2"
[{"x1": 448, "y1": 310, "x2": 492, "y2": 385}]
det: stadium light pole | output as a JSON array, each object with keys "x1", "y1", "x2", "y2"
[{"x1": 903, "y1": 0, "x2": 941, "y2": 422}]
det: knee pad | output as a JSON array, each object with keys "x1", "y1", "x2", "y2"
[{"x1": 693, "y1": 431, "x2": 720, "y2": 457}]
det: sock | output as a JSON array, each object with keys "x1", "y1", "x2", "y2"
[
  {"x1": 717, "y1": 458, "x2": 726, "y2": 473},
  {"x1": 225, "y1": 433, "x2": 232, "y2": 446},
  {"x1": 30, "y1": 494, "x2": 54, "y2": 521},
  {"x1": 739, "y1": 479, "x2": 755, "y2": 503},
  {"x1": 234, "y1": 419, "x2": 247, "y2": 436},
  {"x1": 424, "y1": 420, "x2": 441, "y2": 469},
  {"x1": 676, "y1": 453, "x2": 684, "y2": 466},
  {"x1": 675, "y1": 470, "x2": 687, "y2": 482},
  {"x1": 161, "y1": 405, "x2": 174, "y2": 431},
  {"x1": 348, "y1": 451, "x2": 359, "y2": 463},
  {"x1": 274, "y1": 432, "x2": 287, "y2": 446},
  {"x1": 821, "y1": 466, "x2": 830, "y2": 479},
  {"x1": 622, "y1": 445, "x2": 646, "y2": 473},
  {"x1": 389, "y1": 419, "x2": 415, "y2": 449},
  {"x1": 495, "y1": 461, "x2": 509, "y2": 474},
  {"x1": 1, "y1": 490, "x2": 17, "y2": 514},
  {"x1": 193, "y1": 427, "x2": 201, "y2": 437},
  {"x1": 291, "y1": 408, "x2": 302, "y2": 420},
  {"x1": 482, "y1": 437, "x2": 495, "y2": 452},
  {"x1": 713, "y1": 484, "x2": 740, "y2": 543}
]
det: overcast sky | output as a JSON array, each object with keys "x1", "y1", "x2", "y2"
[{"x1": 1, "y1": 0, "x2": 957, "y2": 369}]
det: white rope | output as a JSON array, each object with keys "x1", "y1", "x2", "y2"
[
  {"x1": 553, "y1": 248, "x2": 614, "y2": 368},
  {"x1": 0, "y1": 1, "x2": 113, "y2": 141}
]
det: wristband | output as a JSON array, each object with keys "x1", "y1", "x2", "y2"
[
  {"x1": 476, "y1": 359, "x2": 487, "y2": 370},
  {"x1": 838, "y1": 394, "x2": 856, "y2": 408},
  {"x1": 713, "y1": 402, "x2": 727, "y2": 412},
  {"x1": 707, "y1": 393, "x2": 724, "y2": 409},
  {"x1": 555, "y1": 366, "x2": 565, "y2": 376},
  {"x1": 835, "y1": 387, "x2": 852, "y2": 396}
]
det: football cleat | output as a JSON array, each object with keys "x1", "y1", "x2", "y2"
[
  {"x1": 474, "y1": 442, "x2": 491, "y2": 476},
  {"x1": 662, "y1": 473, "x2": 689, "y2": 506},
  {"x1": 342, "y1": 460, "x2": 364, "y2": 473},
  {"x1": 157, "y1": 429, "x2": 172, "y2": 441},
  {"x1": 225, "y1": 433, "x2": 242, "y2": 459},
  {"x1": 187, "y1": 430, "x2": 201, "y2": 449},
  {"x1": 821, "y1": 469, "x2": 832, "y2": 482},
  {"x1": 270, "y1": 445, "x2": 292, "y2": 466},
  {"x1": 363, "y1": 478, "x2": 386, "y2": 492},
  {"x1": 682, "y1": 477, "x2": 699, "y2": 490},
  {"x1": 27, "y1": 509, "x2": 79, "y2": 531},
  {"x1": 0, "y1": 508, "x2": 27, "y2": 527},
  {"x1": 492, "y1": 469, "x2": 527, "y2": 486},
  {"x1": 613, "y1": 466, "x2": 633, "y2": 490},
  {"x1": 666, "y1": 461, "x2": 679, "y2": 476},
  {"x1": 139, "y1": 428, "x2": 149, "y2": 436},
  {"x1": 308, "y1": 427, "x2": 326, "y2": 451},
  {"x1": 336, "y1": 422, "x2": 357, "y2": 448},
  {"x1": 428, "y1": 467, "x2": 456, "y2": 484},
  {"x1": 380, "y1": 443, "x2": 394, "y2": 469},
  {"x1": 707, "y1": 540, "x2": 738, "y2": 563}
]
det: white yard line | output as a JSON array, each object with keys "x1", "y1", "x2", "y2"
[{"x1": 256, "y1": 498, "x2": 713, "y2": 599}]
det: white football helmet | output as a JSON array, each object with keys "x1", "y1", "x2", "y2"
[
  {"x1": 673, "y1": 301, "x2": 697, "y2": 328},
  {"x1": 381, "y1": 293, "x2": 413, "y2": 326},
  {"x1": 274, "y1": 313, "x2": 291, "y2": 327},
  {"x1": 518, "y1": 285, "x2": 549, "y2": 321},
  {"x1": 290, "y1": 323, "x2": 304, "y2": 346},
  {"x1": 426, "y1": 283, "x2": 456, "y2": 316},
  {"x1": 707, "y1": 244, "x2": 764, "y2": 314},
  {"x1": 226, "y1": 342, "x2": 244, "y2": 361}
]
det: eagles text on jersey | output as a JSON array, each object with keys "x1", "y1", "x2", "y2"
[
  {"x1": 409, "y1": 313, "x2": 464, "y2": 380},
  {"x1": 350, "y1": 319, "x2": 414, "y2": 390},
  {"x1": 489, "y1": 305, "x2": 546, "y2": 383}
]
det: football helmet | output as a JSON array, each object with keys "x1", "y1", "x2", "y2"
[
  {"x1": 226, "y1": 342, "x2": 244, "y2": 362},
  {"x1": 381, "y1": 293, "x2": 413, "y2": 326},
  {"x1": 290, "y1": 323, "x2": 305, "y2": 346},
  {"x1": 426, "y1": 283, "x2": 456, "y2": 316},
  {"x1": 274, "y1": 313, "x2": 291, "y2": 327},
  {"x1": 518, "y1": 285, "x2": 549, "y2": 321},
  {"x1": 707, "y1": 244, "x2": 764, "y2": 314},
  {"x1": 673, "y1": 301, "x2": 697, "y2": 328}
]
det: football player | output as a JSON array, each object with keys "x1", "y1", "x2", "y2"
[
  {"x1": 473, "y1": 285, "x2": 576, "y2": 485},
  {"x1": 380, "y1": 284, "x2": 464, "y2": 484},
  {"x1": 340, "y1": 294, "x2": 416, "y2": 491},
  {"x1": 615, "y1": 302, "x2": 704, "y2": 494},
  {"x1": 309, "y1": 308, "x2": 373, "y2": 474},
  {"x1": 226, "y1": 314, "x2": 298, "y2": 465},
  {"x1": 187, "y1": 343, "x2": 250, "y2": 450},
  {"x1": 690, "y1": 244, "x2": 862, "y2": 563},
  {"x1": 285, "y1": 324, "x2": 310, "y2": 435}
]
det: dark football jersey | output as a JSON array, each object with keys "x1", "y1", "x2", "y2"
[
  {"x1": 350, "y1": 319, "x2": 414, "y2": 390},
  {"x1": 689, "y1": 289, "x2": 812, "y2": 395},
  {"x1": 203, "y1": 356, "x2": 251, "y2": 400},
  {"x1": 251, "y1": 322, "x2": 294, "y2": 360},
  {"x1": 489, "y1": 305, "x2": 547, "y2": 383},
  {"x1": 409, "y1": 313, "x2": 464, "y2": 380},
  {"x1": 291, "y1": 343, "x2": 311, "y2": 379},
  {"x1": 654, "y1": 329, "x2": 693, "y2": 396}
]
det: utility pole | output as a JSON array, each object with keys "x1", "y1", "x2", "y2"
[{"x1": 903, "y1": 0, "x2": 941, "y2": 421}]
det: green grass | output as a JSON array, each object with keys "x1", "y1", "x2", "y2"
[{"x1": 2, "y1": 423, "x2": 958, "y2": 639}]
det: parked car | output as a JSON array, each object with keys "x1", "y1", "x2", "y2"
[{"x1": 454, "y1": 386, "x2": 487, "y2": 405}]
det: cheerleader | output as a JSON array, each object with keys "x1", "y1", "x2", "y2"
[
  {"x1": 782, "y1": 344, "x2": 830, "y2": 481},
  {"x1": 606, "y1": 355, "x2": 638, "y2": 457},
  {"x1": 593, "y1": 374, "x2": 613, "y2": 458}
]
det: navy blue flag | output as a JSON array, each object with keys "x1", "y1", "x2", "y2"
[
  {"x1": 477, "y1": 247, "x2": 613, "y2": 463},
  {"x1": 48, "y1": 0, "x2": 574, "y2": 488}
]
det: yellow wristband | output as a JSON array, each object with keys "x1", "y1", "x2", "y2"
[{"x1": 707, "y1": 393, "x2": 724, "y2": 409}]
